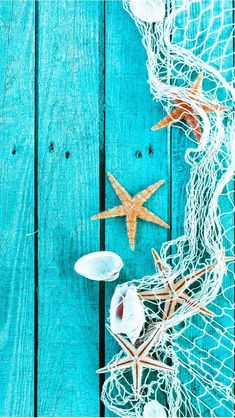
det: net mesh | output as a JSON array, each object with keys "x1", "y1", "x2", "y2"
[{"x1": 100, "y1": 1, "x2": 235, "y2": 416}]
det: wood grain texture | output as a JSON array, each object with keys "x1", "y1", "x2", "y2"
[
  {"x1": 37, "y1": 2, "x2": 101, "y2": 415},
  {"x1": 0, "y1": 1, "x2": 234, "y2": 416},
  {"x1": 0, "y1": 1, "x2": 35, "y2": 416},
  {"x1": 104, "y1": 2, "x2": 170, "y2": 415}
]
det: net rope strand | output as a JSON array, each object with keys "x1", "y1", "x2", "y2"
[{"x1": 100, "y1": 1, "x2": 235, "y2": 416}]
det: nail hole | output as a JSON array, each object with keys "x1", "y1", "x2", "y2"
[
  {"x1": 135, "y1": 151, "x2": 142, "y2": 158},
  {"x1": 49, "y1": 142, "x2": 54, "y2": 152},
  {"x1": 65, "y1": 151, "x2": 70, "y2": 159},
  {"x1": 148, "y1": 145, "x2": 154, "y2": 156},
  {"x1": 12, "y1": 147, "x2": 16, "y2": 155}
]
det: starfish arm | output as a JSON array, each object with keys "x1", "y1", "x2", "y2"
[
  {"x1": 106, "y1": 324, "x2": 135, "y2": 357},
  {"x1": 151, "y1": 248, "x2": 168, "y2": 277},
  {"x1": 179, "y1": 294, "x2": 214, "y2": 317},
  {"x1": 175, "y1": 264, "x2": 215, "y2": 293},
  {"x1": 184, "y1": 112, "x2": 202, "y2": 141},
  {"x1": 224, "y1": 256, "x2": 235, "y2": 262},
  {"x1": 138, "y1": 289, "x2": 170, "y2": 300},
  {"x1": 132, "y1": 363, "x2": 143, "y2": 395},
  {"x1": 201, "y1": 103, "x2": 231, "y2": 113},
  {"x1": 107, "y1": 172, "x2": 132, "y2": 204},
  {"x1": 138, "y1": 207, "x2": 170, "y2": 229},
  {"x1": 134, "y1": 180, "x2": 164, "y2": 205},
  {"x1": 151, "y1": 108, "x2": 184, "y2": 131},
  {"x1": 126, "y1": 214, "x2": 137, "y2": 251},
  {"x1": 137, "y1": 324, "x2": 164, "y2": 358},
  {"x1": 96, "y1": 357, "x2": 133, "y2": 374},
  {"x1": 163, "y1": 299, "x2": 178, "y2": 320},
  {"x1": 91, "y1": 205, "x2": 125, "y2": 220},
  {"x1": 140, "y1": 357, "x2": 174, "y2": 372},
  {"x1": 190, "y1": 73, "x2": 203, "y2": 95}
]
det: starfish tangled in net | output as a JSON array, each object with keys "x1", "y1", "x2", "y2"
[
  {"x1": 96, "y1": 323, "x2": 174, "y2": 396},
  {"x1": 151, "y1": 73, "x2": 230, "y2": 141}
]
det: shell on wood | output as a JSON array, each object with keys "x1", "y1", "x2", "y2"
[
  {"x1": 110, "y1": 283, "x2": 145, "y2": 344},
  {"x1": 74, "y1": 251, "x2": 123, "y2": 282},
  {"x1": 143, "y1": 400, "x2": 167, "y2": 417},
  {"x1": 129, "y1": 0, "x2": 165, "y2": 23}
]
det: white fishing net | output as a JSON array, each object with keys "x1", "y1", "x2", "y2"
[{"x1": 99, "y1": 1, "x2": 235, "y2": 416}]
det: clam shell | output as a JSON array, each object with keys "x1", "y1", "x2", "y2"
[
  {"x1": 143, "y1": 400, "x2": 167, "y2": 417},
  {"x1": 129, "y1": 0, "x2": 165, "y2": 23},
  {"x1": 74, "y1": 251, "x2": 123, "y2": 282},
  {"x1": 110, "y1": 283, "x2": 145, "y2": 344}
]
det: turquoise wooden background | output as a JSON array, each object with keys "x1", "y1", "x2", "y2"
[{"x1": 0, "y1": 1, "x2": 233, "y2": 417}]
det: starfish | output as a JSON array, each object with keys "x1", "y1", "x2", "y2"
[
  {"x1": 96, "y1": 323, "x2": 174, "y2": 395},
  {"x1": 91, "y1": 173, "x2": 170, "y2": 251},
  {"x1": 151, "y1": 73, "x2": 230, "y2": 141},
  {"x1": 138, "y1": 248, "x2": 216, "y2": 319}
]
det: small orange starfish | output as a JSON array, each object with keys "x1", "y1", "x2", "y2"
[
  {"x1": 96, "y1": 323, "x2": 174, "y2": 395},
  {"x1": 151, "y1": 73, "x2": 230, "y2": 141},
  {"x1": 139, "y1": 249, "x2": 216, "y2": 319},
  {"x1": 91, "y1": 173, "x2": 170, "y2": 251}
]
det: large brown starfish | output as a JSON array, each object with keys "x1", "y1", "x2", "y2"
[
  {"x1": 138, "y1": 249, "x2": 216, "y2": 319},
  {"x1": 92, "y1": 173, "x2": 170, "y2": 251},
  {"x1": 96, "y1": 323, "x2": 174, "y2": 395},
  {"x1": 151, "y1": 73, "x2": 230, "y2": 141}
]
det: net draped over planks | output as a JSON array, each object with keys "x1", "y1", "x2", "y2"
[{"x1": 100, "y1": 1, "x2": 235, "y2": 416}]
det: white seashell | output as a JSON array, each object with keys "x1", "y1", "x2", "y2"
[
  {"x1": 143, "y1": 400, "x2": 167, "y2": 417},
  {"x1": 110, "y1": 283, "x2": 145, "y2": 344},
  {"x1": 74, "y1": 251, "x2": 123, "y2": 282},
  {"x1": 129, "y1": 0, "x2": 165, "y2": 23}
]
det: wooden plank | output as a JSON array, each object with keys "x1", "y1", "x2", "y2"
[
  {"x1": 37, "y1": 2, "x2": 101, "y2": 415},
  {"x1": 171, "y1": 1, "x2": 234, "y2": 416},
  {"x1": 104, "y1": 2, "x2": 170, "y2": 415},
  {"x1": 0, "y1": 1, "x2": 35, "y2": 416}
]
